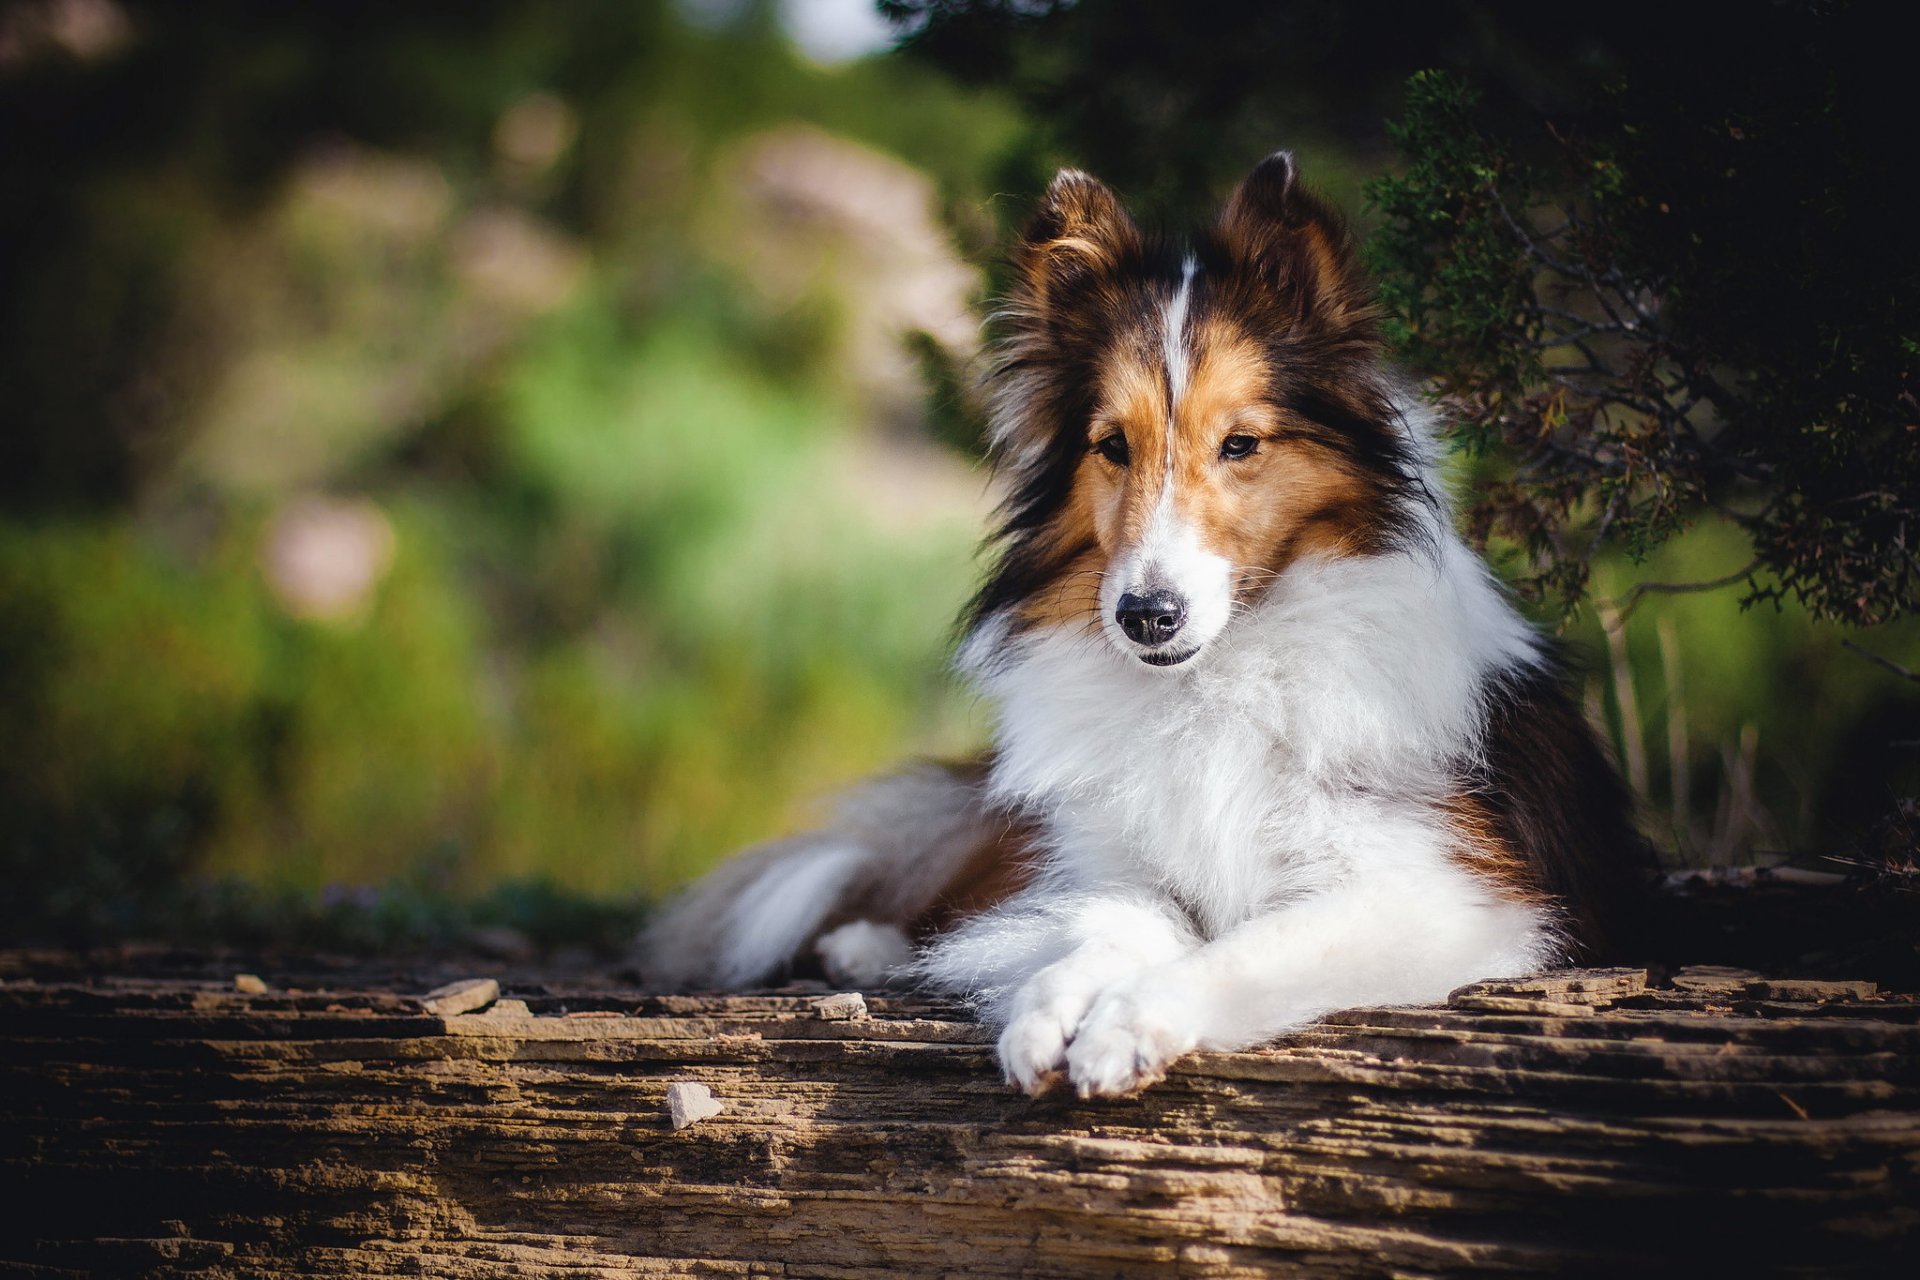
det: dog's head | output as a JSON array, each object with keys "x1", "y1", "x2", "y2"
[{"x1": 969, "y1": 153, "x2": 1433, "y2": 669}]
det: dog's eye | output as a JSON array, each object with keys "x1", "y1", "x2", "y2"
[
  {"x1": 1220, "y1": 434, "x2": 1259, "y2": 459},
  {"x1": 1092, "y1": 434, "x2": 1131, "y2": 466}
]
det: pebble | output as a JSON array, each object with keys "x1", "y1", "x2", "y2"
[
  {"x1": 421, "y1": 977, "x2": 501, "y2": 1017},
  {"x1": 812, "y1": 992, "x2": 869, "y2": 1022},
  {"x1": 666, "y1": 1081, "x2": 724, "y2": 1130},
  {"x1": 232, "y1": 973, "x2": 268, "y2": 995}
]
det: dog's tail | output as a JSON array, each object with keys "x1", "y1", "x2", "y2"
[{"x1": 636, "y1": 758, "x2": 1032, "y2": 991}]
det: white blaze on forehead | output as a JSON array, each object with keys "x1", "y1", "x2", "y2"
[
  {"x1": 1161, "y1": 255, "x2": 1200, "y2": 436},
  {"x1": 1146, "y1": 253, "x2": 1199, "y2": 551}
]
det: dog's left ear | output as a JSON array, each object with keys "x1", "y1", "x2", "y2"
[
  {"x1": 1218, "y1": 152, "x2": 1370, "y2": 328},
  {"x1": 1014, "y1": 168, "x2": 1141, "y2": 317}
]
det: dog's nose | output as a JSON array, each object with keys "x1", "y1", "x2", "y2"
[{"x1": 1115, "y1": 590, "x2": 1187, "y2": 646}]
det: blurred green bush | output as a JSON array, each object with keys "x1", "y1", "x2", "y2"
[{"x1": 0, "y1": 0, "x2": 1014, "y2": 944}]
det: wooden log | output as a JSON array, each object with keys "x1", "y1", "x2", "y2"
[{"x1": 2, "y1": 951, "x2": 1917, "y2": 1276}]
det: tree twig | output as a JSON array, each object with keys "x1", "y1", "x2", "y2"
[
  {"x1": 1841, "y1": 639, "x2": 1920, "y2": 684},
  {"x1": 1609, "y1": 559, "x2": 1763, "y2": 621}
]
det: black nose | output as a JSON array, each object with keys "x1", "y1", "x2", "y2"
[{"x1": 1115, "y1": 590, "x2": 1187, "y2": 646}]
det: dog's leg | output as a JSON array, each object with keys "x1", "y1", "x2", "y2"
[
  {"x1": 917, "y1": 889, "x2": 1197, "y2": 1095},
  {"x1": 1063, "y1": 866, "x2": 1554, "y2": 1097}
]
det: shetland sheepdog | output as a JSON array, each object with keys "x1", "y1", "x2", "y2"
[{"x1": 641, "y1": 153, "x2": 1643, "y2": 1097}]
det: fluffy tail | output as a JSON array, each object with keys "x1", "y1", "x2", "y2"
[{"x1": 636, "y1": 759, "x2": 1031, "y2": 991}]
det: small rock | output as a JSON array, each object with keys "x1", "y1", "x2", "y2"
[
  {"x1": 666, "y1": 1082, "x2": 725, "y2": 1130},
  {"x1": 421, "y1": 977, "x2": 500, "y2": 1017},
  {"x1": 232, "y1": 973, "x2": 268, "y2": 995},
  {"x1": 1670, "y1": 965, "x2": 1764, "y2": 995},
  {"x1": 483, "y1": 998, "x2": 533, "y2": 1018},
  {"x1": 812, "y1": 991, "x2": 869, "y2": 1021}
]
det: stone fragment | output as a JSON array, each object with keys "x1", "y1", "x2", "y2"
[
  {"x1": 1670, "y1": 965, "x2": 1764, "y2": 994},
  {"x1": 811, "y1": 992, "x2": 869, "y2": 1021},
  {"x1": 421, "y1": 977, "x2": 500, "y2": 1017},
  {"x1": 233, "y1": 973, "x2": 268, "y2": 995},
  {"x1": 665, "y1": 1082, "x2": 724, "y2": 1130}
]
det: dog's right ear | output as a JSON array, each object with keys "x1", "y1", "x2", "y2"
[
  {"x1": 1218, "y1": 151, "x2": 1370, "y2": 331},
  {"x1": 1013, "y1": 169, "x2": 1140, "y2": 313}
]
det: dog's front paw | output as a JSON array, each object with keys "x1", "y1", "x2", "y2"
[
  {"x1": 996, "y1": 963, "x2": 1109, "y2": 1097},
  {"x1": 1064, "y1": 981, "x2": 1201, "y2": 1097},
  {"x1": 997, "y1": 1009, "x2": 1076, "y2": 1097}
]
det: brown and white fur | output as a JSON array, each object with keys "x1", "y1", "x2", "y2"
[{"x1": 640, "y1": 153, "x2": 1642, "y2": 1097}]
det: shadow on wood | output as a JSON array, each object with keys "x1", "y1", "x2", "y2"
[{"x1": 2, "y1": 951, "x2": 1916, "y2": 1276}]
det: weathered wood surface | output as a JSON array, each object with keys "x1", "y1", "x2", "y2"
[{"x1": 2, "y1": 951, "x2": 1918, "y2": 1277}]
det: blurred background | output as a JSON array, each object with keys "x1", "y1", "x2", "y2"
[{"x1": 3, "y1": 0, "x2": 1915, "y2": 954}]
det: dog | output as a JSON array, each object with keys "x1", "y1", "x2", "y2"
[{"x1": 640, "y1": 152, "x2": 1643, "y2": 1097}]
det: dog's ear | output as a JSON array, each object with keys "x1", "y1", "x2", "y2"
[
  {"x1": 1014, "y1": 169, "x2": 1141, "y2": 313},
  {"x1": 1218, "y1": 151, "x2": 1370, "y2": 328}
]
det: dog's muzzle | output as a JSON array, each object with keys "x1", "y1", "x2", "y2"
[{"x1": 1115, "y1": 590, "x2": 1196, "y2": 665}]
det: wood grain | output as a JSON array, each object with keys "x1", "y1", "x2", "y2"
[{"x1": 2, "y1": 953, "x2": 1916, "y2": 1276}]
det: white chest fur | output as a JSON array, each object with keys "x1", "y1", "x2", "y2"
[{"x1": 969, "y1": 538, "x2": 1541, "y2": 935}]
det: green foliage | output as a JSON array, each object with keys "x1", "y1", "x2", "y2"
[
  {"x1": 1574, "y1": 522, "x2": 1920, "y2": 864},
  {"x1": 1366, "y1": 36, "x2": 1920, "y2": 864},
  {"x1": 0, "y1": 260, "x2": 989, "y2": 938},
  {"x1": 0, "y1": 523, "x2": 269, "y2": 935},
  {"x1": 1364, "y1": 11, "x2": 1920, "y2": 628},
  {"x1": 1365, "y1": 72, "x2": 1540, "y2": 426}
]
